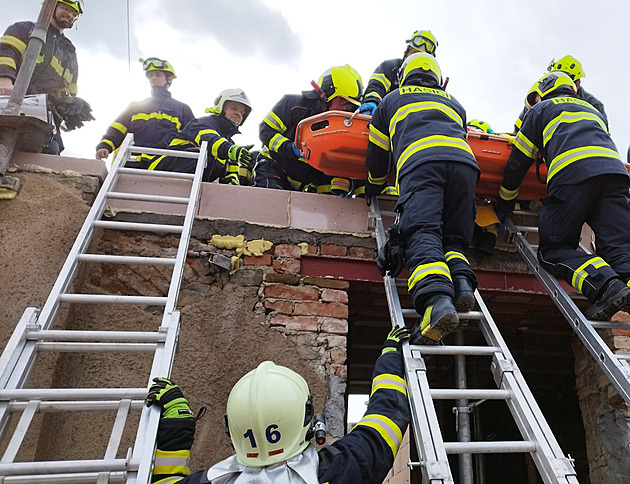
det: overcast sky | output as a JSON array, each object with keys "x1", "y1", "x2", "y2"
[{"x1": 4, "y1": 0, "x2": 629, "y2": 161}]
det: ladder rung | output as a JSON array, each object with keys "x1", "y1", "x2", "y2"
[
  {"x1": 615, "y1": 354, "x2": 630, "y2": 361},
  {"x1": 0, "y1": 388, "x2": 146, "y2": 401},
  {"x1": 430, "y1": 389, "x2": 511, "y2": 400},
  {"x1": 1, "y1": 471, "x2": 127, "y2": 483},
  {"x1": 402, "y1": 308, "x2": 483, "y2": 320},
  {"x1": 77, "y1": 254, "x2": 177, "y2": 266},
  {"x1": 26, "y1": 330, "x2": 167, "y2": 343},
  {"x1": 129, "y1": 145, "x2": 200, "y2": 158},
  {"x1": 59, "y1": 294, "x2": 168, "y2": 305},
  {"x1": 589, "y1": 321, "x2": 630, "y2": 329},
  {"x1": 0, "y1": 459, "x2": 139, "y2": 476},
  {"x1": 444, "y1": 441, "x2": 536, "y2": 454},
  {"x1": 411, "y1": 345, "x2": 500, "y2": 356},
  {"x1": 92, "y1": 220, "x2": 183, "y2": 234},
  {"x1": 9, "y1": 400, "x2": 144, "y2": 412},
  {"x1": 118, "y1": 167, "x2": 195, "y2": 180},
  {"x1": 36, "y1": 342, "x2": 157, "y2": 353},
  {"x1": 106, "y1": 191, "x2": 190, "y2": 205}
]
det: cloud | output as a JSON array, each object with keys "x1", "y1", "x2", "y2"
[{"x1": 134, "y1": 0, "x2": 302, "y2": 67}]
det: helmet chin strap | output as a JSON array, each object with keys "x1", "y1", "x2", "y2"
[{"x1": 311, "y1": 81, "x2": 328, "y2": 103}]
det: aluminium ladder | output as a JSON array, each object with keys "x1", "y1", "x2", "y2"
[
  {"x1": 504, "y1": 214, "x2": 630, "y2": 406},
  {"x1": 368, "y1": 197, "x2": 578, "y2": 484},
  {"x1": 0, "y1": 134, "x2": 207, "y2": 483}
]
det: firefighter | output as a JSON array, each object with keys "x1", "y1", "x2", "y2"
[
  {"x1": 357, "y1": 30, "x2": 438, "y2": 115},
  {"x1": 146, "y1": 326, "x2": 411, "y2": 484},
  {"x1": 253, "y1": 65, "x2": 363, "y2": 193},
  {"x1": 365, "y1": 53, "x2": 479, "y2": 344},
  {"x1": 514, "y1": 55, "x2": 605, "y2": 133},
  {"x1": 95, "y1": 58, "x2": 194, "y2": 161},
  {"x1": 143, "y1": 89, "x2": 254, "y2": 185},
  {"x1": 496, "y1": 71, "x2": 630, "y2": 321},
  {"x1": 0, "y1": 0, "x2": 93, "y2": 154}
]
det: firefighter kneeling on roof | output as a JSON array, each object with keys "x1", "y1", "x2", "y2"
[
  {"x1": 365, "y1": 53, "x2": 480, "y2": 344},
  {"x1": 142, "y1": 89, "x2": 255, "y2": 185},
  {"x1": 146, "y1": 327, "x2": 411, "y2": 484}
]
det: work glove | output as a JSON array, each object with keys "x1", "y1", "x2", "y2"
[
  {"x1": 357, "y1": 102, "x2": 377, "y2": 115},
  {"x1": 382, "y1": 326, "x2": 411, "y2": 354},
  {"x1": 291, "y1": 143, "x2": 304, "y2": 160},
  {"x1": 51, "y1": 95, "x2": 95, "y2": 131},
  {"x1": 145, "y1": 377, "x2": 194, "y2": 419},
  {"x1": 377, "y1": 223, "x2": 404, "y2": 278},
  {"x1": 228, "y1": 144, "x2": 253, "y2": 167}
]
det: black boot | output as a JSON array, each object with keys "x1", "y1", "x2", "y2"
[
  {"x1": 454, "y1": 277, "x2": 475, "y2": 312},
  {"x1": 584, "y1": 279, "x2": 630, "y2": 321},
  {"x1": 410, "y1": 295, "x2": 460, "y2": 344}
]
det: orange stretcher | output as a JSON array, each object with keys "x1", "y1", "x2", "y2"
[{"x1": 295, "y1": 111, "x2": 549, "y2": 200}]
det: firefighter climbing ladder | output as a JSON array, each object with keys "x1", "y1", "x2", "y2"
[
  {"x1": 0, "y1": 134, "x2": 207, "y2": 483},
  {"x1": 504, "y1": 214, "x2": 630, "y2": 406},
  {"x1": 368, "y1": 198, "x2": 578, "y2": 484}
]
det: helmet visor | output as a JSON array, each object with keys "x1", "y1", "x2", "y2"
[
  {"x1": 142, "y1": 58, "x2": 169, "y2": 71},
  {"x1": 408, "y1": 35, "x2": 436, "y2": 54}
]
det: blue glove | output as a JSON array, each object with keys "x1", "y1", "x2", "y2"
[
  {"x1": 358, "y1": 102, "x2": 377, "y2": 115},
  {"x1": 291, "y1": 143, "x2": 303, "y2": 159}
]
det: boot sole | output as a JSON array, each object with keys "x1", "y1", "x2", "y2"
[
  {"x1": 585, "y1": 287, "x2": 630, "y2": 321},
  {"x1": 455, "y1": 293, "x2": 475, "y2": 313},
  {"x1": 421, "y1": 312, "x2": 460, "y2": 342}
]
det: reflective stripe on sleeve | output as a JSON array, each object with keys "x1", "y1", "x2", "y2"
[
  {"x1": 0, "y1": 35, "x2": 26, "y2": 55},
  {"x1": 354, "y1": 414, "x2": 403, "y2": 459},
  {"x1": 111, "y1": 122, "x2": 128, "y2": 135},
  {"x1": 445, "y1": 251, "x2": 469, "y2": 265},
  {"x1": 408, "y1": 261, "x2": 452, "y2": 291},
  {"x1": 369, "y1": 72, "x2": 391, "y2": 91},
  {"x1": 371, "y1": 373, "x2": 406, "y2": 397},
  {"x1": 513, "y1": 131, "x2": 538, "y2": 159},
  {"x1": 499, "y1": 185, "x2": 519, "y2": 201},
  {"x1": 0, "y1": 57, "x2": 16, "y2": 69},
  {"x1": 153, "y1": 449, "x2": 190, "y2": 476},
  {"x1": 263, "y1": 111, "x2": 286, "y2": 132},
  {"x1": 369, "y1": 124, "x2": 390, "y2": 151},
  {"x1": 269, "y1": 132, "x2": 289, "y2": 153}
]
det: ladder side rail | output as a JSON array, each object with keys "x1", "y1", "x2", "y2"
[
  {"x1": 507, "y1": 221, "x2": 630, "y2": 405},
  {"x1": 129, "y1": 311, "x2": 182, "y2": 484},
  {"x1": 34, "y1": 134, "x2": 135, "y2": 332},
  {"x1": 162, "y1": 142, "x2": 208, "y2": 315},
  {"x1": 369, "y1": 198, "x2": 454, "y2": 484},
  {"x1": 475, "y1": 292, "x2": 579, "y2": 483},
  {"x1": 0, "y1": 472, "x2": 127, "y2": 483}
]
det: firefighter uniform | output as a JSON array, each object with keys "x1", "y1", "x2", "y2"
[
  {"x1": 150, "y1": 348, "x2": 410, "y2": 484},
  {"x1": 254, "y1": 92, "x2": 323, "y2": 190},
  {"x1": 497, "y1": 95, "x2": 630, "y2": 303},
  {"x1": 362, "y1": 58, "x2": 403, "y2": 108},
  {"x1": 366, "y1": 84, "x2": 479, "y2": 311},
  {"x1": 0, "y1": 21, "x2": 79, "y2": 153},
  {"x1": 96, "y1": 85, "x2": 194, "y2": 158},
  {"x1": 143, "y1": 114, "x2": 243, "y2": 184}
]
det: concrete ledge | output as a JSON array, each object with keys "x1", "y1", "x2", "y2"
[{"x1": 12, "y1": 151, "x2": 108, "y2": 181}]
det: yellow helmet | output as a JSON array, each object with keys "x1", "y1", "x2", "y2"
[
  {"x1": 547, "y1": 55, "x2": 585, "y2": 81},
  {"x1": 205, "y1": 88, "x2": 252, "y2": 124},
  {"x1": 226, "y1": 361, "x2": 314, "y2": 466},
  {"x1": 468, "y1": 119, "x2": 495, "y2": 134},
  {"x1": 140, "y1": 57, "x2": 177, "y2": 79},
  {"x1": 57, "y1": 0, "x2": 83, "y2": 16},
  {"x1": 398, "y1": 52, "x2": 442, "y2": 86},
  {"x1": 317, "y1": 65, "x2": 363, "y2": 106},
  {"x1": 525, "y1": 71, "x2": 577, "y2": 108},
  {"x1": 406, "y1": 30, "x2": 438, "y2": 56}
]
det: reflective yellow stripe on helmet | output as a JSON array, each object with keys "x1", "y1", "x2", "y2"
[
  {"x1": 354, "y1": 414, "x2": 403, "y2": 459},
  {"x1": 371, "y1": 373, "x2": 406, "y2": 397},
  {"x1": 263, "y1": 111, "x2": 286, "y2": 132},
  {"x1": 132, "y1": 112, "x2": 183, "y2": 131},
  {"x1": 0, "y1": 57, "x2": 16, "y2": 69},
  {"x1": 408, "y1": 261, "x2": 452, "y2": 291},
  {"x1": 571, "y1": 257, "x2": 609, "y2": 293},
  {"x1": 0, "y1": 35, "x2": 26, "y2": 55},
  {"x1": 397, "y1": 135, "x2": 473, "y2": 176},
  {"x1": 542, "y1": 111, "x2": 608, "y2": 146},
  {"x1": 368, "y1": 124, "x2": 390, "y2": 151},
  {"x1": 445, "y1": 251, "x2": 469, "y2": 265},
  {"x1": 153, "y1": 449, "x2": 190, "y2": 476},
  {"x1": 390, "y1": 101, "x2": 464, "y2": 138},
  {"x1": 499, "y1": 185, "x2": 519, "y2": 201},
  {"x1": 369, "y1": 72, "x2": 391, "y2": 91},
  {"x1": 548, "y1": 146, "x2": 621, "y2": 182}
]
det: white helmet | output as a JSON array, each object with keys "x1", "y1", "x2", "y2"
[
  {"x1": 205, "y1": 88, "x2": 252, "y2": 125},
  {"x1": 225, "y1": 361, "x2": 314, "y2": 466}
]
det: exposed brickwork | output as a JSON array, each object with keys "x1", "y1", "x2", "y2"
[
  {"x1": 321, "y1": 244, "x2": 347, "y2": 256},
  {"x1": 272, "y1": 257, "x2": 301, "y2": 274},
  {"x1": 348, "y1": 246, "x2": 376, "y2": 260},
  {"x1": 264, "y1": 272, "x2": 301, "y2": 285},
  {"x1": 264, "y1": 300, "x2": 293, "y2": 314},
  {"x1": 320, "y1": 318, "x2": 348, "y2": 335},
  {"x1": 321, "y1": 288, "x2": 349, "y2": 304},
  {"x1": 274, "y1": 244, "x2": 302, "y2": 259},
  {"x1": 265, "y1": 284, "x2": 319, "y2": 301},
  {"x1": 269, "y1": 315, "x2": 318, "y2": 332},
  {"x1": 293, "y1": 302, "x2": 349, "y2": 319},
  {"x1": 244, "y1": 254, "x2": 272, "y2": 266},
  {"x1": 302, "y1": 277, "x2": 350, "y2": 290}
]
